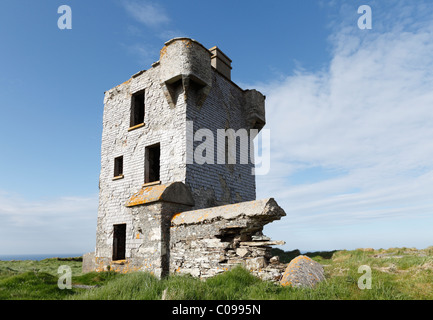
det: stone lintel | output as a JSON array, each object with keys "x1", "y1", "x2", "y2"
[
  {"x1": 171, "y1": 198, "x2": 286, "y2": 226},
  {"x1": 239, "y1": 240, "x2": 286, "y2": 247}
]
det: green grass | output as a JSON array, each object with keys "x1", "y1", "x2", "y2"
[
  {"x1": 0, "y1": 271, "x2": 78, "y2": 300},
  {"x1": 1, "y1": 247, "x2": 433, "y2": 300},
  {"x1": 0, "y1": 257, "x2": 85, "y2": 300}
]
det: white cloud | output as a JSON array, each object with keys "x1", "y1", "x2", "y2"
[
  {"x1": 122, "y1": 0, "x2": 170, "y2": 28},
  {"x1": 120, "y1": 1, "x2": 185, "y2": 66},
  {"x1": 0, "y1": 192, "x2": 97, "y2": 226},
  {"x1": 0, "y1": 191, "x2": 98, "y2": 254},
  {"x1": 256, "y1": 2, "x2": 433, "y2": 249},
  {"x1": 123, "y1": 42, "x2": 160, "y2": 67}
]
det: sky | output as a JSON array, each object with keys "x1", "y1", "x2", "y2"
[{"x1": 1, "y1": 0, "x2": 433, "y2": 255}]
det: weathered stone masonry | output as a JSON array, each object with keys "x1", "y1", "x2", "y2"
[
  {"x1": 83, "y1": 38, "x2": 287, "y2": 281},
  {"x1": 169, "y1": 197, "x2": 286, "y2": 280}
]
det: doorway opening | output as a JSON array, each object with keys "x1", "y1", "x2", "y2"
[{"x1": 112, "y1": 224, "x2": 126, "y2": 261}]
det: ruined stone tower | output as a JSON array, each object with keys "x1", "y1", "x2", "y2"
[{"x1": 83, "y1": 38, "x2": 286, "y2": 280}]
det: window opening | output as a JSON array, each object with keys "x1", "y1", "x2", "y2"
[
  {"x1": 130, "y1": 90, "x2": 145, "y2": 127},
  {"x1": 114, "y1": 156, "x2": 123, "y2": 177},
  {"x1": 145, "y1": 144, "x2": 160, "y2": 183}
]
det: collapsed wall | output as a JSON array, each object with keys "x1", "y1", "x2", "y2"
[{"x1": 170, "y1": 197, "x2": 287, "y2": 281}]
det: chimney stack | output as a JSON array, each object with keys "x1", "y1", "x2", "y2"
[{"x1": 209, "y1": 46, "x2": 232, "y2": 80}]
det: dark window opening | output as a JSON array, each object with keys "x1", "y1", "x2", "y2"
[
  {"x1": 112, "y1": 224, "x2": 126, "y2": 261},
  {"x1": 130, "y1": 90, "x2": 145, "y2": 127},
  {"x1": 114, "y1": 156, "x2": 123, "y2": 177},
  {"x1": 145, "y1": 144, "x2": 160, "y2": 183}
]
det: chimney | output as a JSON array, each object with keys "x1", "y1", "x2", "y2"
[{"x1": 209, "y1": 46, "x2": 232, "y2": 80}]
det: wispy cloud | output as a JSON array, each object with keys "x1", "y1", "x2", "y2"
[
  {"x1": 0, "y1": 191, "x2": 98, "y2": 254},
  {"x1": 121, "y1": 42, "x2": 160, "y2": 67},
  {"x1": 0, "y1": 191, "x2": 97, "y2": 227},
  {"x1": 120, "y1": 1, "x2": 185, "y2": 66},
  {"x1": 256, "y1": 2, "x2": 433, "y2": 249},
  {"x1": 122, "y1": 0, "x2": 170, "y2": 28}
]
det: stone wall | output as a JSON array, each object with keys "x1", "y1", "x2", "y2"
[
  {"x1": 169, "y1": 197, "x2": 286, "y2": 280},
  {"x1": 185, "y1": 70, "x2": 258, "y2": 209},
  {"x1": 85, "y1": 192, "x2": 287, "y2": 282},
  {"x1": 96, "y1": 64, "x2": 188, "y2": 260},
  {"x1": 93, "y1": 183, "x2": 194, "y2": 277}
]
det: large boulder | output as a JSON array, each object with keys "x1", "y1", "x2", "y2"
[{"x1": 280, "y1": 255, "x2": 325, "y2": 288}]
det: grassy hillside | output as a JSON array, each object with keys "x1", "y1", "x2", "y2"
[{"x1": 1, "y1": 247, "x2": 432, "y2": 300}]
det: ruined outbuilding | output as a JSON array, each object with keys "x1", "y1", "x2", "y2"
[{"x1": 83, "y1": 38, "x2": 287, "y2": 281}]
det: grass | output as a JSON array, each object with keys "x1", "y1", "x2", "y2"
[
  {"x1": 1, "y1": 247, "x2": 433, "y2": 300},
  {"x1": 0, "y1": 257, "x2": 85, "y2": 300}
]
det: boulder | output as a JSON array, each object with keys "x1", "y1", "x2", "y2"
[{"x1": 280, "y1": 255, "x2": 325, "y2": 288}]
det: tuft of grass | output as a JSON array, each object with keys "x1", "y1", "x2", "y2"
[
  {"x1": 160, "y1": 274, "x2": 205, "y2": 300},
  {"x1": 72, "y1": 271, "x2": 119, "y2": 286},
  {"x1": 70, "y1": 272, "x2": 162, "y2": 300},
  {"x1": 0, "y1": 257, "x2": 83, "y2": 279},
  {"x1": 202, "y1": 266, "x2": 262, "y2": 299},
  {"x1": 0, "y1": 271, "x2": 76, "y2": 300}
]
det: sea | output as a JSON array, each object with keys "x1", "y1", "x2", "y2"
[{"x1": 0, "y1": 253, "x2": 84, "y2": 261}]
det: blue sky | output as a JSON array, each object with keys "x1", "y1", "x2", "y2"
[{"x1": 1, "y1": 0, "x2": 433, "y2": 255}]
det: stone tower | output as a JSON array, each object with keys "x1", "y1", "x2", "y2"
[{"x1": 84, "y1": 38, "x2": 286, "y2": 280}]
